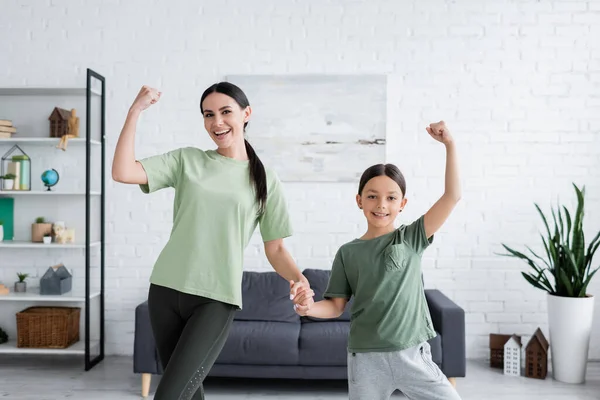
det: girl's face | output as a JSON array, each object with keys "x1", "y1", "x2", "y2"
[
  {"x1": 356, "y1": 175, "x2": 407, "y2": 229},
  {"x1": 202, "y1": 92, "x2": 251, "y2": 149}
]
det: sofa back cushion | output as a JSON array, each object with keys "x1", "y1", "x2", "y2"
[
  {"x1": 236, "y1": 271, "x2": 300, "y2": 323},
  {"x1": 301, "y1": 268, "x2": 353, "y2": 322}
]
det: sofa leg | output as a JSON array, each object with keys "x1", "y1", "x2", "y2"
[
  {"x1": 448, "y1": 377, "x2": 456, "y2": 387},
  {"x1": 142, "y1": 373, "x2": 151, "y2": 398}
]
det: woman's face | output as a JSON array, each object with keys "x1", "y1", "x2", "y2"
[{"x1": 202, "y1": 92, "x2": 251, "y2": 149}]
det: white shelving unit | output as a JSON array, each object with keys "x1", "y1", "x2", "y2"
[
  {"x1": 0, "y1": 69, "x2": 105, "y2": 371},
  {"x1": 0, "y1": 240, "x2": 101, "y2": 248},
  {"x1": 0, "y1": 290, "x2": 101, "y2": 302},
  {"x1": 0, "y1": 340, "x2": 100, "y2": 355},
  {"x1": 0, "y1": 191, "x2": 102, "y2": 196},
  {"x1": 0, "y1": 137, "x2": 101, "y2": 145}
]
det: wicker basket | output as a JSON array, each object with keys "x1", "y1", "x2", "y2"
[{"x1": 16, "y1": 306, "x2": 80, "y2": 349}]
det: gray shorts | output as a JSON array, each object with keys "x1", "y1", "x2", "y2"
[{"x1": 347, "y1": 341, "x2": 462, "y2": 400}]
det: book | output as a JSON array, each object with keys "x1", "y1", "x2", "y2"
[
  {"x1": 0, "y1": 126, "x2": 16, "y2": 133},
  {"x1": 0, "y1": 197, "x2": 15, "y2": 241}
]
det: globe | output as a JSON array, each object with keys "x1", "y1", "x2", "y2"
[{"x1": 41, "y1": 169, "x2": 59, "y2": 191}]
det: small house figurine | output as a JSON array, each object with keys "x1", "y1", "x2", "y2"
[
  {"x1": 525, "y1": 328, "x2": 549, "y2": 379},
  {"x1": 503, "y1": 334, "x2": 522, "y2": 377},
  {"x1": 40, "y1": 263, "x2": 72, "y2": 295},
  {"x1": 49, "y1": 107, "x2": 79, "y2": 139},
  {"x1": 489, "y1": 333, "x2": 521, "y2": 369}
]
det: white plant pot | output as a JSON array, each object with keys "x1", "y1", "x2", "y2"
[
  {"x1": 2, "y1": 179, "x2": 14, "y2": 190},
  {"x1": 547, "y1": 293, "x2": 595, "y2": 383},
  {"x1": 0, "y1": 225, "x2": 3, "y2": 241}
]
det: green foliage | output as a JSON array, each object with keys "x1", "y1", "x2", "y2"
[{"x1": 500, "y1": 183, "x2": 600, "y2": 298}]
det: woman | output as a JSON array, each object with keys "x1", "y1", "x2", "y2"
[{"x1": 112, "y1": 83, "x2": 313, "y2": 399}]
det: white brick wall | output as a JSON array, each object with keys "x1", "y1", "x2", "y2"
[{"x1": 1, "y1": 0, "x2": 599, "y2": 361}]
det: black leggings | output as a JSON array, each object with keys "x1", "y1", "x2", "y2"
[{"x1": 148, "y1": 283, "x2": 236, "y2": 400}]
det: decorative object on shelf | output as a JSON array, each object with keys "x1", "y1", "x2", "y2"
[
  {"x1": 0, "y1": 219, "x2": 3, "y2": 241},
  {"x1": 50, "y1": 107, "x2": 79, "y2": 151},
  {"x1": 503, "y1": 334, "x2": 522, "y2": 377},
  {"x1": 41, "y1": 168, "x2": 59, "y2": 191},
  {"x1": 64, "y1": 228, "x2": 75, "y2": 244},
  {"x1": 490, "y1": 333, "x2": 521, "y2": 369},
  {"x1": 15, "y1": 272, "x2": 28, "y2": 293},
  {"x1": 40, "y1": 263, "x2": 72, "y2": 295},
  {"x1": 0, "y1": 326, "x2": 8, "y2": 344},
  {"x1": 52, "y1": 221, "x2": 76, "y2": 244},
  {"x1": 0, "y1": 173, "x2": 16, "y2": 190},
  {"x1": 525, "y1": 327, "x2": 549, "y2": 380},
  {"x1": 1, "y1": 145, "x2": 31, "y2": 191},
  {"x1": 16, "y1": 306, "x2": 80, "y2": 349},
  {"x1": 43, "y1": 234, "x2": 52, "y2": 244},
  {"x1": 32, "y1": 216, "x2": 52, "y2": 242},
  {"x1": 49, "y1": 107, "x2": 79, "y2": 138},
  {"x1": 499, "y1": 183, "x2": 600, "y2": 384},
  {"x1": 0, "y1": 198, "x2": 13, "y2": 241},
  {"x1": 0, "y1": 283, "x2": 9, "y2": 295},
  {"x1": 11, "y1": 154, "x2": 30, "y2": 190},
  {"x1": 0, "y1": 119, "x2": 17, "y2": 138},
  {"x1": 54, "y1": 221, "x2": 65, "y2": 243}
]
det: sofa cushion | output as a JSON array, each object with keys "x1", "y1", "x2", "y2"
[
  {"x1": 217, "y1": 320, "x2": 300, "y2": 365},
  {"x1": 236, "y1": 271, "x2": 300, "y2": 323},
  {"x1": 301, "y1": 268, "x2": 353, "y2": 322},
  {"x1": 299, "y1": 321, "x2": 350, "y2": 366}
]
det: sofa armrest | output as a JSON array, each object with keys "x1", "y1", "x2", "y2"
[
  {"x1": 134, "y1": 300, "x2": 163, "y2": 375},
  {"x1": 425, "y1": 289, "x2": 466, "y2": 378}
]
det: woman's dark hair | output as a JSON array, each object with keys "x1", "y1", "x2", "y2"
[
  {"x1": 200, "y1": 82, "x2": 267, "y2": 215},
  {"x1": 358, "y1": 164, "x2": 406, "y2": 197}
]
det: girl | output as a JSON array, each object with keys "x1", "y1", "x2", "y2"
[
  {"x1": 293, "y1": 121, "x2": 462, "y2": 400},
  {"x1": 112, "y1": 83, "x2": 314, "y2": 400}
]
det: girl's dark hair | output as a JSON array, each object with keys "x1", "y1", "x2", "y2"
[
  {"x1": 358, "y1": 164, "x2": 406, "y2": 197},
  {"x1": 200, "y1": 82, "x2": 267, "y2": 215}
]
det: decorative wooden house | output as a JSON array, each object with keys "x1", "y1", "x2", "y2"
[
  {"x1": 525, "y1": 327, "x2": 549, "y2": 379},
  {"x1": 490, "y1": 333, "x2": 521, "y2": 368},
  {"x1": 503, "y1": 334, "x2": 522, "y2": 377},
  {"x1": 49, "y1": 107, "x2": 79, "y2": 138}
]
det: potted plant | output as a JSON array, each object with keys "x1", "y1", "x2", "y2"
[
  {"x1": 32, "y1": 217, "x2": 52, "y2": 243},
  {"x1": 0, "y1": 220, "x2": 3, "y2": 241},
  {"x1": 500, "y1": 183, "x2": 600, "y2": 384},
  {"x1": 1, "y1": 173, "x2": 16, "y2": 190},
  {"x1": 15, "y1": 273, "x2": 29, "y2": 293},
  {"x1": 43, "y1": 233, "x2": 52, "y2": 244}
]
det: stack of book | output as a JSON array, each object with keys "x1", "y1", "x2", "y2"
[{"x1": 0, "y1": 119, "x2": 16, "y2": 138}]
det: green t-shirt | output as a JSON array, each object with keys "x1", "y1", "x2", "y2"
[
  {"x1": 138, "y1": 147, "x2": 292, "y2": 308},
  {"x1": 324, "y1": 215, "x2": 436, "y2": 353}
]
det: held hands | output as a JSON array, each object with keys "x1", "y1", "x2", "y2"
[
  {"x1": 426, "y1": 120, "x2": 453, "y2": 145},
  {"x1": 131, "y1": 85, "x2": 162, "y2": 113},
  {"x1": 289, "y1": 280, "x2": 315, "y2": 316}
]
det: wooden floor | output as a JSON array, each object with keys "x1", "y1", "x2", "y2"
[{"x1": 0, "y1": 355, "x2": 599, "y2": 399}]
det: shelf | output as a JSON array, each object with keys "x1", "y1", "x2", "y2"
[
  {"x1": 0, "y1": 191, "x2": 102, "y2": 196},
  {"x1": 0, "y1": 290, "x2": 100, "y2": 302},
  {"x1": 0, "y1": 87, "x2": 102, "y2": 96},
  {"x1": 0, "y1": 241, "x2": 101, "y2": 249},
  {"x1": 0, "y1": 340, "x2": 99, "y2": 355},
  {"x1": 0, "y1": 137, "x2": 101, "y2": 145}
]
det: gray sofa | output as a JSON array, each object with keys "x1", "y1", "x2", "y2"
[{"x1": 133, "y1": 269, "x2": 466, "y2": 397}]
